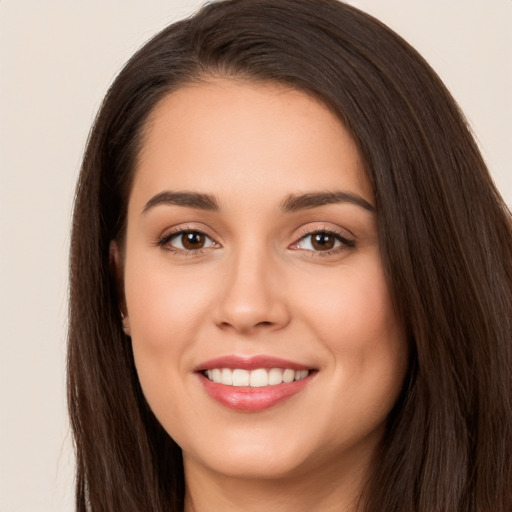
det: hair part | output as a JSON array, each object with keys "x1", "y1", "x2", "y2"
[{"x1": 68, "y1": 1, "x2": 512, "y2": 510}]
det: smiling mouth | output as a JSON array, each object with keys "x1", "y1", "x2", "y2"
[
  {"x1": 203, "y1": 368, "x2": 310, "y2": 387},
  {"x1": 195, "y1": 355, "x2": 316, "y2": 411},
  {"x1": 197, "y1": 365, "x2": 315, "y2": 412}
]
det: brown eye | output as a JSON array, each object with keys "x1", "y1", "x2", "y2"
[
  {"x1": 160, "y1": 230, "x2": 217, "y2": 252},
  {"x1": 311, "y1": 233, "x2": 336, "y2": 251},
  {"x1": 181, "y1": 231, "x2": 205, "y2": 250},
  {"x1": 292, "y1": 230, "x2": 355, "y2": 253}
]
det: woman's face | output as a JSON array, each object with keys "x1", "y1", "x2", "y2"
[{"x1": 118, "y1": 79, "x2": 407, "y2": 483}]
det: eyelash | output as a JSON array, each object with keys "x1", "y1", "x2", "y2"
[
  {"x1": 157, "y1": 227, "x2": 218, "y2": 256},
  {"x1": 291, "y1": 227, "x2": 356, "y2": 257},
  {"x1": 157, "y1": 227, "x2": 356, "y2": 257}
]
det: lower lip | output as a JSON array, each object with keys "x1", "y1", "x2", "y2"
[{"x1": 198, "y1": 373, "x2": 312, "y2": 412}]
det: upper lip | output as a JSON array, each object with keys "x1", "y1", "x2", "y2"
[{"x1": 194, "y1": 355, "x2": 313, "y2": 372}]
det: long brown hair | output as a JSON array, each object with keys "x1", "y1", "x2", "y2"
[{"x1": 68, "y1": 1, "x2": 512, "y2": 510}]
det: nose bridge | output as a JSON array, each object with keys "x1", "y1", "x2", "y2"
[{"x1": 214, "y1": 238, "x2": 289, "y2": 333}]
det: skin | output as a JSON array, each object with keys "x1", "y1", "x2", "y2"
[{"x1": 115, "y1": 79, "x2": 408, "y2": 512}]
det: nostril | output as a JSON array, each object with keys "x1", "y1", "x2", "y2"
[
  {"x1": 212, "y1": 282, "x2": 291, "y2": 333},
  {"x1": 217, "y1": 320, "x2": 273, "y2": 330}
]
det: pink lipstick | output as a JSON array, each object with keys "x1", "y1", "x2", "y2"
[{"x1": 194, "y1": 356, "x2": 315, "y2": 412}]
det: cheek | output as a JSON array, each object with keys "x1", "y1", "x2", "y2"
[
  {"x1": 122, "y1": 255, "x2": 210, "y2": 404},
  {"x1": 124, "y1": 254, "x2": 214, "y2": 351},
  {"x1": 296, "y1": 257, "x2": 407, "y2": 393},
  {"x1": 297, "y1": 260, "x2": 407, "y2": 432},
  {"x1": 123, "y1": 260, "x2": 211, "y2": 428},
  {"x1": 302, "y1": 262, "x2": 398, "y2": 344}
]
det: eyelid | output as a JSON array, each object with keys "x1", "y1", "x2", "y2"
[
  {"x1": 155, "y1": 223, "x2": 355, "y2": 257},
  {"x1": 156, "y1": 224, "x2": 221, "y2": 253},
  {"x1": 289, "y1": 225, "x2": 356, "y2": 254}
]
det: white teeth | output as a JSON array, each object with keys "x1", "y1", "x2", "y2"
[
  {"x1": 212, "y1": 368, "x2": 221, "y2": 383},
  {"x1": 295, "y1": 369, "x2": 308, "y2": 381},
  {"x1": 268, "y1": 368, "x2": 283, "y2": 385},
  {"x1": 282, "y1": 369, "x2": 295, "y2": 383},
  {"x1": 249, "y1": 368, "x2": 268, "y2": 387},
  {"x1": 205, "y1": 368, "x2": 310, "y2": 387},
  {"x1": 232, "y1": 369, "x2": 250, "y2": 386},
  {"x1": 221, "y1": 368, "x2": 232, "y2": 385}
]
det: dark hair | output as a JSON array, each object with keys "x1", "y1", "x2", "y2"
[{"x1": 68, "y1": 1, "x2": 512, "y2": 510}]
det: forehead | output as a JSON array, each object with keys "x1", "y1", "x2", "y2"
[{"x1": 130, "y1": 79, "x2": 372, "y2": 209}]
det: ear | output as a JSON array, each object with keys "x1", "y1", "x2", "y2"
[{"x1": 109, "y1": 240, "x2": 131, "y2": 336}]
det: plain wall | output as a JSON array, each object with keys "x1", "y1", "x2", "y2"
[{"x1": 0, "y1": 1, "x2": 510, "y2": 511}]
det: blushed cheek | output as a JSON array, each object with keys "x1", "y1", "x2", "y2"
[
  {"x1": 125, "y1": 270, "x2": 195, "y2": 418},
  {"x1": 125, "y1": 260, "x2": 209, "y2": 351},
  {"x1": 301, "y1": 264, "x2": 403, "y2": 357}
]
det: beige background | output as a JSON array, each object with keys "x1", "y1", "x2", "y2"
[{"x1": 1, "y1": 1, "x2": 510, "y2": 511}]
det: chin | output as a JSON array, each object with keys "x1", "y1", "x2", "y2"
[
  {"x1": 180, "y1": 427, "x2": 318, "y2": 481},
  {"x1": 194, "y1": 450, "x2": 310, "y2": 481}
]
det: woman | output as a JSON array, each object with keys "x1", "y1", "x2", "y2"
[{"x1": 68, "y1": 0, "x2": 512, "y2": 510}]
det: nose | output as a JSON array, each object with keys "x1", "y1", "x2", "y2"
[{"x1": 213, "y1": 247, "x2": 291, "y2": 334}]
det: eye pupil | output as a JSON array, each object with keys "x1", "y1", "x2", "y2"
[
  {"x1": 312, "y1": 233, "x2": 335, "y2": 251},
  {"x1": 182, "y1": 232, "x2": 205, "y2": 250}
]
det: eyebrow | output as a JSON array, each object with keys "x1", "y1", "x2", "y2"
[
  {"x1": 142, "y1": 189, "x2": 375, "y2": 214},
  {"x1": 280, "y1": 191, "x2": 375, "y2": 213},
  {"x1": 143, "y1": 191, "x2": 219, "y2": 213}
]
